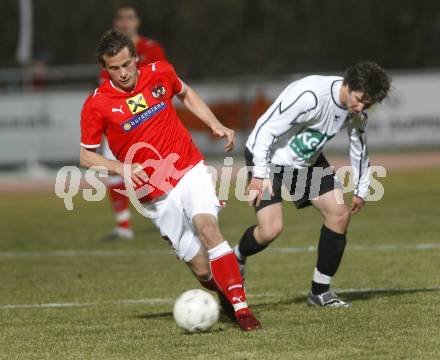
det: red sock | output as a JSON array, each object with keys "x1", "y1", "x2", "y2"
[
  {"x1": 108, "y1": 181, "x2": 131, "y2": 229},
  {"x1": 208, "y1": 241, "x2": 248, "y2": 316}
]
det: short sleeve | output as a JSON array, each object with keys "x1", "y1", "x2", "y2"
[{"x1": 80, "y1": 95, "x2": 105, "y2": 149}]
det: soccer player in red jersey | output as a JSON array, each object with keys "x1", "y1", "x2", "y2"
[
  {"x1": 101, "y1": 4, "x2": 168, "y2": 240},
  {"x1": 80, "y1": 29, "x2": 261, "y2": 331}
]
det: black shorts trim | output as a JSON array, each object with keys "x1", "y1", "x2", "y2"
[{"x1": 245, "y1": 147, "x2": 339, "y2": 212}]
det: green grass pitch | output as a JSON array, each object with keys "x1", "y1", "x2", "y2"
[{"x1": 1, "y1": 168, "x2": 439, "y2": 359}]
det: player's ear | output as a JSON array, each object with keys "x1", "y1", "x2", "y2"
[{"x1": 135, "y1": 56, "x2": 139, "y2": 64}]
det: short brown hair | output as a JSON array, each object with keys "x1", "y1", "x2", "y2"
[
  {"x1": 96, "y1": 29, "x2": 136, "y2": 66},
  {"x1": 114, "y1": 3, "x2": 139, "y2": 17},
  {"x1": 114, "y1": 3, "x2": 139, "y2": 18},
  {"x1": 343, "y1": 61, "x2": 391, "y2": 104}
]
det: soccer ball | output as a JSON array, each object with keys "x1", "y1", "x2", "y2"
[{"x1": 173, "y1": 289, "x2": 219, "y2": 332}]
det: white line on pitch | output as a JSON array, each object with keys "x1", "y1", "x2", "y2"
[
  {"x1": 271, "y1": 243, "x2": 440, "y2": 253},
  {"x1": 2, "y1": 287, "x2": 437, "y2": 310},
  {"x1": 333, "y1": 286, "x2": 440, "y2": 294},
  {"x1": 0, "y1": 249, "x2": 171, "y2": 258},
  {"x1": 1, "y1": 243, "x2": 440, "y2": 259},
  {"x1": 296, "y1": 286, "x2": 440, "y2": 297},
  {"x1": 0, "y1": 293, "x2": 279, "y2": 310},
  {"x1": 0, "y1": 299, "x2": 171, "y2": 310}
]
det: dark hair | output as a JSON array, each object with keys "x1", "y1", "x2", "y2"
[
  {"x1": 114, "y1": 3, "x2": 139, "y2": 18},
  {"x1": 343, "y1": 61, "x2": 391, "y2": 104},
  {"x1": 97, "y1": 29, "x2": 136, "y2": 66}
]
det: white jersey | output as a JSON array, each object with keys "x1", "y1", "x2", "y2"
[{"x1": 246, "y1": 75, "x2": 371, "y2": 199}]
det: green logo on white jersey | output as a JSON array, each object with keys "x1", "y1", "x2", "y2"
[{"x1": 290, "y1": 129, "x2": 333, "y2": 160}]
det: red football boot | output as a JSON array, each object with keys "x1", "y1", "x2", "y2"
[{"x1": 236, "y1": 309, "x2": 262, "y2": 331}]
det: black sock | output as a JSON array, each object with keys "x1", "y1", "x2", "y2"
[
  {"x1": 238, "y1": 225, "x2": 267, "y2": 257},
  {"x1": 311, "y1": 225, "x2": 347, "y2": 295},
  {"x1": 311, "y1": 281, "x2": 330, "y2": 295}
]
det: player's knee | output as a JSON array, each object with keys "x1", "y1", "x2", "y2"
[
  {"x1": 258, "y1": 221, "x2": 283, "y2": 244},
  {"x1": 327, "y1": 205, "x2": 350, "y2": 230},
  {"x1": 198, "y1": 222, "x2": 222, "y2": 245}
]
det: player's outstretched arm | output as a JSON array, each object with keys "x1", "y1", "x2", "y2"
[
  {"x1": 177, "y1": 83, "x2": 235, "y2": 152},
  {"x1": 79, "y1": 147, "x2": 147, "y2": 186}
]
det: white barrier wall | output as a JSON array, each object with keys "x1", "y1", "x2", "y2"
[
  {"x1": 0, "y1": 71, "x2": 439, "y2": 165},
  {"x1": 0, "y1": 91, "x2": 84, "y2": 165}
]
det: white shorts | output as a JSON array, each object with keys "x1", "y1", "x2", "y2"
[{"x1": 142, "y1": 161, "x2": 222, "y2": 262}]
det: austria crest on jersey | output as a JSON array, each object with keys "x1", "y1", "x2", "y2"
[{"x1": 150, "y1": 83, "x2": 166, "y2": 99}]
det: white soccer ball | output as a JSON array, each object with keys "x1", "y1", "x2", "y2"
[{"x1": 173, "y1": 289, "x2": 219, "y2": 332}]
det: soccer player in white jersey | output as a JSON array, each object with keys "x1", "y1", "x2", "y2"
[{"x1": 234, "y1": 61, "x2": 391, "y2": 307}]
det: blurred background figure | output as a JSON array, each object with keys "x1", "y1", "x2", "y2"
[
  {"x1": 23, "y1": 50, "x2": 49, "y2": 91},
  {"x1": 100, "y1": 3, "x2": 168, "y2": 241},
  {"x1": 99, "y1": 3, "x2": 167, "y2": 82}
]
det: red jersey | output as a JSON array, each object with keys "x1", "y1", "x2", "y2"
[
  {"x1": 81, "y1": 61, "x2": 204, "y2": 201},
  {"x1": 99, "y1": 36, "x2": 167, "y2": 81}
]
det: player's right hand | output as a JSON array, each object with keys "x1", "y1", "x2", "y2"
[
  {"x1": 246, "y1": 177, "x2": 273, "y2": 207},
  {"x1": 211, "y1": 124, "x2": 235, "y2": 152}
]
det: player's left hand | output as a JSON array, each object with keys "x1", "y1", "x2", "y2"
[
  {"x1": 211, "y1": 125, "x2": 235, "y2": 152},
  {"x1": 351, "y1": 195, "x2": 365, "y2": 214}
]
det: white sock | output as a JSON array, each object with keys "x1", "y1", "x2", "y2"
[
  {"x1": 207, "y1": 241, "x2": 232, "y2": 260},
  {"x1": 313, "y1": 268, "x2": 332, "y2": 285}
]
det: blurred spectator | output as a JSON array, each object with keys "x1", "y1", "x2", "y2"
[
  {"x1": 22, "y1": 50, "x2": 49, "y2": 91},
  {"x1": 99, "y1": 4, "x2": 167, "y2": 82},
  {"x1": 30, "y1": 51, "x2": 49, "y2": 90}
]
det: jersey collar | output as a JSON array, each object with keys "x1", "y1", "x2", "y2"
[{"x1": 331, "y1": 79, "x2": 347, "y2": 110}]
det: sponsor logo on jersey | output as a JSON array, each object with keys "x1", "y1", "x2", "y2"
[
  {"x1": 150, "y1": 83, "x2": 166, "y2": 99},
  {"x1": 290, "y1": 129, "x2": 334, "y2": 160},
  {"x1": 121, "y1": 102, "x2": 167, "y2": 132},
  {"x1": 126, "y1": 93, "x2": 148, "y2": 114}
]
